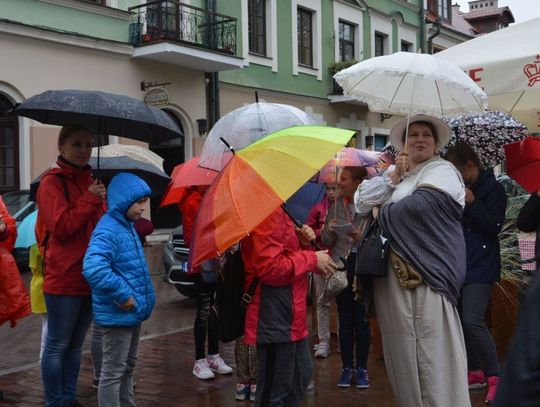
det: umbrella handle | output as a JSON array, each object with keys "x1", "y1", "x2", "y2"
[{"x1": 280, "y1": 204, "x2": 322, "y2": 251}]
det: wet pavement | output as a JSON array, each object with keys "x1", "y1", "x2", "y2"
[{"x1": 0, "y1": 243, "x2": 487, "y2": 406}]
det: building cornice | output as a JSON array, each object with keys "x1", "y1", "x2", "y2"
[
  {"x1": 38, "y1": 0, "x2": 132, "y2": 21},
  {"x1": 335, "y1": 0, "x2": 367, "y2": 12},
  {"x1": 392, "y1": 0, "x2": 421, "y2": 12},
  {"x1": 435, "y1": 25, "x2": 475, "y2": 42},
  {"x1": 368, "y1": 7, "x2": 421, "y2": 30},
  {"x1": 0, "y1": 19, "x2": 133, "y2": 56}
]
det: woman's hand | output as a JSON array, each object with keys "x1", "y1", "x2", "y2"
[
  {"x1": 348, "y1": 228, "x2": 361, "y2": 242},
  {"x1": 88, "y1": 179, "x2": 107, "y2": 199},
  {"x1": 327, "y1": 219, "x2": 338, "y2": 233},
  {"x1": 0, "y1": 215, "x2": 5, "y2": 234},
  {"x1": 118, "y1": 296, "x2": 136, "y2": 311},
  {"x1": 314, "y1": 250, "x2": 337, "y2": 277},
  {"x1": 296, "y1": 224, "x2": 316, "y2": 246},
  {"x1": 389, "y1": 153, "x2": 409, "y2": 184}
]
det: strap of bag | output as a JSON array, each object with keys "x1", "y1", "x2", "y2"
[
  {"x1": 241, "y1": 277, "x2": 259, "y2": 307},
  {"x1": 41, "y1": 173, "x2": 70, "y2": 270}
]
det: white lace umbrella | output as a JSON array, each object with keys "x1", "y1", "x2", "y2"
[
  {"x1": 92, "y1": 144, "x2": 164, "y2": 171},
  {"x1": 334, "y1": 52, "x2": 488, "y2": 118},
  {"x1": 199, "y1": 102, "x2": 315, "y2": 171}
]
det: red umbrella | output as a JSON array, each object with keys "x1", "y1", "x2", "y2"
[
  {"x1": 160, "y1": 156, "x2": 218, "y2": 207},
  {"x1": 504, "y1": 136, "x2": 540, "y2": 193}
]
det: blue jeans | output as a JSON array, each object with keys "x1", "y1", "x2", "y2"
[
  {"x1": 336, "y1": 253, "x2": 371, "y2": 370},
  {"x1": 41, "y1": 294, "x2": 93, "y2": 407}
]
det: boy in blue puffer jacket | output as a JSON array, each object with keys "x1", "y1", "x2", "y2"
[{"x1": 83, "y1": 172, "x2": 155, "y2": 407}]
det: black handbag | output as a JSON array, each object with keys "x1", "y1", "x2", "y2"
[{"x1": 355, "y1": 218, "x2": 388, "y2": 277}]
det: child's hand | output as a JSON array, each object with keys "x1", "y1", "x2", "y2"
[{"x1": 118, "y1": 297, "x2": 136, "y2": 311}]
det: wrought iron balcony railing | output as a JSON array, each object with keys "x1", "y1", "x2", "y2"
[{"x1": 129, "y1": 1, "x2": 237, "y2": 55}]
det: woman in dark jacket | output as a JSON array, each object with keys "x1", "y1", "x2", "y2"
[
  {"x1": 38, "y1": 124, "x2": 106, "y2": 407},
  {"x1": 445, "y1": 142, "x2": 507, "y2": 404},
  {"x1": 494, "y1": 190, "x2": 540, "y2": 407}
]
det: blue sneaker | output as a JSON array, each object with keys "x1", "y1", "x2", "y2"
[
  {"x1": 235, "y1": 383, "x2": 250, "y2": 401},
  {"x1": 355, "y1": 368, "x2": 370, "y2": 389},
  {"x1": 337, "y1": 368, "x2": 354, "y2": 388}
]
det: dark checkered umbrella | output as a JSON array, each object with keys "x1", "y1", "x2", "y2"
[{"x1": 441, "y1": 111, "x2": 528, "y2": 168}]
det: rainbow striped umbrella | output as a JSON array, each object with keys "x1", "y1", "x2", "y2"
[{"x1": 190, "y1": 125, "x2": 355, "y2": 268}]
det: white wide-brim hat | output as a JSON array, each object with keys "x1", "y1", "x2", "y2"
[{"x1": 389, "y1": 114, "x2": 452, "y2": 152}]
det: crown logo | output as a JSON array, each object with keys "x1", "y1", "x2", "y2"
[{"x1": 524, "y1": 54, "x2": 540, "y2": 87}]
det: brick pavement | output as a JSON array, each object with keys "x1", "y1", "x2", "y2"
[{"x1": 0, "y1": 329, "x2": 487, "y2": 407}]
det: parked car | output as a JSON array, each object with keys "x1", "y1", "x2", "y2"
[
  {"x1": 162, "y1": 225, "x2": 196, "y2": 299},
  {"x1": 1, "y1": 189, "x2": 36, "y2": 271}
]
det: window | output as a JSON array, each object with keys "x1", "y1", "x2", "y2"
[
  {"x1": 248, "y1": 0, "x2": 266, "y2": 56},
  {"x1": 374, "y1": 32, "x2": 386, "y2": 57},
  {"x1": 338, "y1": 21, "x2": 354, "y2": 62},
  {"x1": 427, "y1": 0, "x2": 451, "y2": 20},
  {"x1": 297, "y1": 8, "x2": 313, "y2": 67},
  {"x1": 401, "y1": 40, "x2": 412, "y2": 52},
  {"x1": 0, "y1": 95, "x2": 19, "y2": 193},
  {"x1": 374, "y1": 134, "x2": 388, "y2": 151}
]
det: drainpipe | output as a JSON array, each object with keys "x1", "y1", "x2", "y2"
[
  {"x1": 427, "y1": 17, "x2": 441, "y2": 54},
  {"x1": 419, "y1": 6, "x2": 426, "y2": 53},
  {"x1": 206, "y1": 0, "x2": 220, "y2": 129}
]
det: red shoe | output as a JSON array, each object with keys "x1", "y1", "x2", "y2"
[
  {"x1": 485, "y1": 376, "x2": 499, "y2": 404},
  {"x1": 468, "y1": 369, "x2": 486, "y2": 390}
]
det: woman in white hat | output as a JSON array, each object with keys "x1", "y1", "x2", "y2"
[{"x1": 354, "y1": 114, "x2": 470, "y2": 407}]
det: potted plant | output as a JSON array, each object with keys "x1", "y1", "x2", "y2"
[
  {"x1": 489, "y1": 175, "x2": 530, "y2": 359},
  {"x1": 329, "y1": 60, "x2": 358, "y2": 94}
]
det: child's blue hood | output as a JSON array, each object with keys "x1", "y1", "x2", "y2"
[{"x1": 107, "y1": 173, "x2": 151, "y2": 219}]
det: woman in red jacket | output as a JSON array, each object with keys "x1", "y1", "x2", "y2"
[
  {"x1": 37, "y1": 124, "x2": 106, "y2": 407},
  {"x1": 0, "y1": 195, "x2": 31, "y2": 327},
  {"x1": 241, "y1": 207, "x2": 336, "y2": 406}
]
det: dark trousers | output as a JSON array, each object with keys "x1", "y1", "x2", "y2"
[
  {"x1": 459, "y1": 283, "x2": 500, "y2": 377},
  {"x1": 193, "y1": 275, "x2": 219, "y2": 360},
  {"x1": 255, "y1": 338, "x2": 313, "y2": 407},
  {"x1": 336, "y1": 253, "x2": 371, "y2": 370}
]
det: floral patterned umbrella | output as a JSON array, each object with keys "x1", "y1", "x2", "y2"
[{"x1": 441, "y1": 111, "x2": 528, "y2": 168}]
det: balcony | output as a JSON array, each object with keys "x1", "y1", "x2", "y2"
[{"x1": 129, "y1": 1, "x2": 243, "y2": 71}]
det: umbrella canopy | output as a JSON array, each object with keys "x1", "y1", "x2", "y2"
[
  {"x1": 12, "y1": 89, "x2": 183, "y2": 144},
  {"x1": 190, "y1": 125, "x2": 355, "y2": 268},
  {"x1": 199, "y1": 102, "x2": 315, "y2": 171},
  {"x1": 93, "y1": 144, "x2": 164, "y2": 171},
  {"x1": 504, "y1": 136, "x2": 540, "y2": 193},
  {"x1": 14, "y1": 210, "x2": 38, "y2": 249},
  {"x1": 435, "y1": 17, "x2": 540, "y2": 132},
  {"x1": 316, "y1": 147, "x2": 394, "y2": 182},
  {"x1": 334, "y1": 52, "x2": 488, "y2": 118},
  {"x1": 30, "y1": 156, "x2": 170, "y2": 200},
  {"x1": 160, "y1": 156, "x2": 218, "y2": 207},
  {"x1": 440, "y1": 111, "x2": 528, "y2": 168},
  {"x1": 284, "y1": 182, "x2": 326, "y2": 224}
]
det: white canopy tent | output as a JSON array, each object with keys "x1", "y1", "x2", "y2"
[{"x1": 435, "y1": 17, "x2": 540, "y2": 132}]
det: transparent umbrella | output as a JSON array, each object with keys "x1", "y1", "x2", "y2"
[{"x1": 199, "y1": 101, "x2": 315, "y2": 171}]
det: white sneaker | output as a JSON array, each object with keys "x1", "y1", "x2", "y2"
[
  {"x1": 207, "y1": 354, "x2": 233, "y2": 375},
  {"x1": 314, "y1": 342, "x2": 329, "y2": 358},
  {"x1": 193, "y1": 358, "x2": 215, "y2": 380}
]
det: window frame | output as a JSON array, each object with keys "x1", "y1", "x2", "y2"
[
  {"x1": 338, "y1": 20, "x2": 355, "y2": 62},
  {"x1": 297, "y1": 7, "x2": 313, "y2": 68},
  {"x1": 374, "y1": 32, "x2": 385, "y2": 57},
  {"x1": 248, "y1": 0, "x2": 267, "y2": 56},
  {"x1": 0, "y1": 96, "x2": 19, "y2": 193}
]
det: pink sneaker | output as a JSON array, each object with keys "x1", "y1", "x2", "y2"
[
  {"x1": 468, "y1": 369, "x2": 486, "y2": 390},
  {"x1": 485, "y1": 376, "x2": 499, "y2": 404}
]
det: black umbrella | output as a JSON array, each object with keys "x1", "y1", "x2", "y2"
[
  {"x1": 12, "y1": 89, "x2": 183, "y2": 145},
  {"x1": 30, "y1": 156, "x2": 170, "y2": 201}
]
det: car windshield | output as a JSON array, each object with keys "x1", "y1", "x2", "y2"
[
  {"x1": 2, "y1": 191, "x2": 30, "y2": 213},
  {"x1": 1, "y1": 190, "x2": 35, "y2": 222}
]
